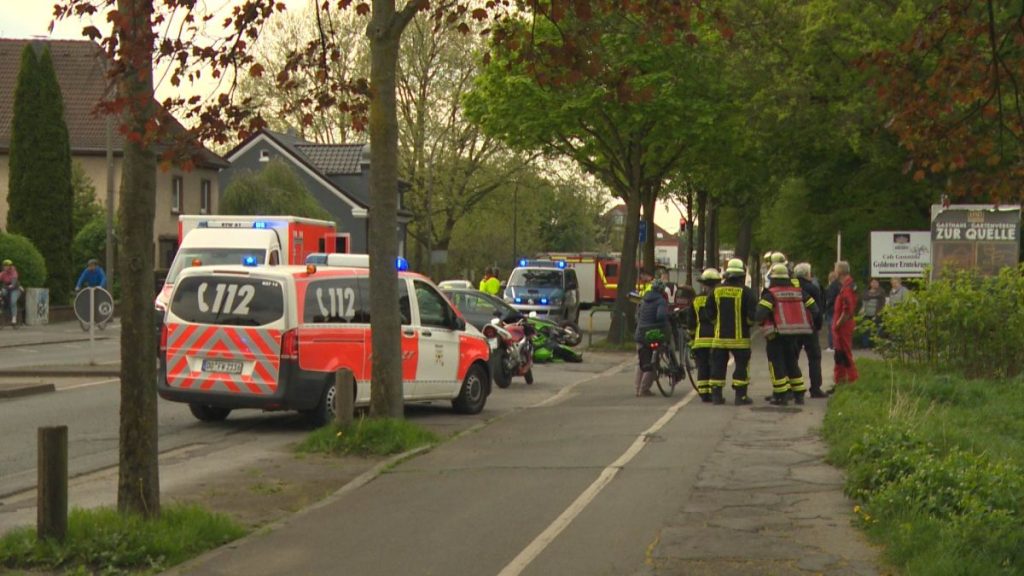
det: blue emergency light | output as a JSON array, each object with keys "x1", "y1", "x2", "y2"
[
  {"x1": 519, "y1": 258, "x2": 528, "y2": 267},
  {"x1": 242, "y1": 256, "x2": 258, "y2": 267},
  {"x1": 556, "y1": 260, "x2": 567, "y2": 269},
  {"x1": 515, "y1": 297, "x2": 523, "y2": 304},
  {"x1": 539, "y1": 297, "x2": 549, "y2": 305},
  {"x1": 395, "y1": 257, "x2": 410, "y2": 271},
  {"x1": 252, "y1": 221, "x2": 268, "y2": 229}
]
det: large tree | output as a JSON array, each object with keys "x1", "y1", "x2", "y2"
[
  {"x1": 7, "y1": 44, "x2": 74, "y2": 302},
  {"x1": 221, "y1": 159, "x2": 333, "y2": 219},
  {"x1": 465, "y1": 4, "x2": 713, "y2": 342}
]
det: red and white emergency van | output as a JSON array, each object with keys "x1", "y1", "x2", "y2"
[
  {"x1": 155, "y1": 215, "x2": 345, "y2": 314},
  {"x1": 157, "y1": 262, "x2": 492, "y2": 424},
  {"x1": 540, "y1": 252, "x2": 621, "y2": 307}
]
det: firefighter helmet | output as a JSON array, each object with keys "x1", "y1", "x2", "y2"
[
  {"x1": 769, "y1": 263, "x2": 790, "y2": 279},
  {"x1": 700, "y1": 268, "x2": 722, "y2": 283},
  {"x1": 770, "y1": 252, "x2": 788, "y2": 265},
  {"x1": 725, "y1": 258, "x2": 745, "y2": 277}
]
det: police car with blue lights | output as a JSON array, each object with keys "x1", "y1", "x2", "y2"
[{"x1": 503, "y1": 259, "x2": 581, "y2": 323}]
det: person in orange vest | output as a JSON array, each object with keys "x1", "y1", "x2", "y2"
[{"x1": 755, "y1": 263, "x2": 819, "y2": 406}]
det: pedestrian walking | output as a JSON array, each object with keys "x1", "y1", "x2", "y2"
[
  {"x1": 0, "y1": 259, "x2": 20, "y2": 327},
  {"x1": 687, "y1": 267, "x2": 721, "y2": 403},
  {"x1": 756, "y1": 263, "x2": 818, "y2": 405},
  {"x1": 634, "y1": 279, "x2": 670, "y2": 397},
  {"x1": 793, "y1": 262, "x2": 826, "y2": 398},
  {"x1": 705, "y1": 258, "x2": 757, "y2": 405},
  {"x1": 831, "y1": 261, "x2": 859, "y2": 390},
  {"x1": 860, "y1": 278, "x2": 886, "y2": 348}
]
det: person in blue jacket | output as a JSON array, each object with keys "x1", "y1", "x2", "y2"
[{"x1": 75, "y1": 259, "x2": 107, "y2": 290}]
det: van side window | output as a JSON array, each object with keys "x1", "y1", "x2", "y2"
[
  {"x1": 303, "y1": 277, "x2": 371, "y2": 323},
  {"x1": 399, "y1": 279, "x2": 411, "y2": 325},
  {"x1": 414, "y1": 281, "x2": 453, "y2": 329}
]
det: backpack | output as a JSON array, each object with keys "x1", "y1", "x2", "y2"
[{"x1": 763, "y1": 286, "x2": 813, "y2": 335}]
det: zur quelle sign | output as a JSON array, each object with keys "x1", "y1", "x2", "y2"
[
  {"x1": 870, "y1": 231, "x2": 930, "y2": 278},
  {"x1": 930, "y1": 204, "x2": 1021, "y2": 278}
]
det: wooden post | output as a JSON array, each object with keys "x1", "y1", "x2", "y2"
[
  {"x1": 333, "y1": 370, "x2": 354, "y2": 428},
  {"x1": 38, "y1": 426, "x2": 68, "y2": 542}
]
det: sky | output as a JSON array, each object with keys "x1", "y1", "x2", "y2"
[{"x1": 2, "y1": 1, "x2": 683, "y2": 234}]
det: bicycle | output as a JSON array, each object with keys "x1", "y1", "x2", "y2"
[{"x1": 642, "y1": 328, "x2": 690, "y2": 397}]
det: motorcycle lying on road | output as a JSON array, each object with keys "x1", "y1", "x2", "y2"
[
  {"x1": 483, "y1": 313, "x2": 536, "y2": 388},
  {"x1": 528, "y1": 317, "x2": 583, "y2": 363}
]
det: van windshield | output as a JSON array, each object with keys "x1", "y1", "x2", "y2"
[
  {"x1": 166, "y1": 249, "x2": 266, "y2": 283},
  {"x1": 170, "y1": 276, "x2": 284, "y2": 326},
  {"x1": 508, "y1": 269, "x2": 563, "y2": 289}
]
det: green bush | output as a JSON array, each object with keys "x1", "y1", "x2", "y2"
[
  {"x1": 878, "y1": 265, "x2": 1024, "y2": 378},
  {"x1": 0, "y1": 232, "x2": 46, "y2": 289},
  {"x1": 823, "y1": 360, "x2": 1024, "y2": 575},
  {"x1": 0, "y1": 504, "x2": 247, "y2": 574}
]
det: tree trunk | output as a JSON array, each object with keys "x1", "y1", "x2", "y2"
[
  {"x1": 641, "y1": 189, "x2": 657, "y2": 273},
  {"x1": 694, "y1": 188, "x2": 706, "y2": 270},
  {"x1": 735, "y1": 209, "x2": 753, "y2": 265},
  {"x1": 608, "y1": 195, "x2": 641, "y2": 344},
  {"x1": 707, "y1": 202, "x2": 719, "y2": 269},
  {"x1": 367, "y1": 3, "x2": 405, "y2": 419},
  {"x1": 115, "y1": 0, "x2": 159, "y2": 518}
]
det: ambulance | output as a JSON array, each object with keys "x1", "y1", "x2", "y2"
[
  {"x1": 157, "y1": 260, "x2": 492, "y2": 425},
  {"x1": 154, "y1": 215, "x2": 344, "y2": 315}
]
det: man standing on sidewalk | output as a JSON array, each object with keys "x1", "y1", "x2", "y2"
[
  {"x1": 793, "y1": 262, "x2": 826, "y2": 398},
  {"x1": 687, "y1": 268, "x2": 721, "y2": 403},
  {"x1": 756, "y1": 264, "x2": 818, "y2": 406},
  {"x1": 706, "y1": 258, "x2": 756, "y2": 406},
  {"x1": 831, "y1": 261, "x2": 859, "y2": 389}
]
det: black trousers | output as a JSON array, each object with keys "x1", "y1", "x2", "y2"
[
  {"x1": 694, "y1": 347, "x2": 712, "y2": 395},
  {"x1": 710, "y1": 348, "x2": 751, "y2": 390},
  {"x1": 765, "y1": 335, "x2": 804, "y2": 394},
  {"x1": 794, "y1": 331, "x2": 822, "y2": 392}
]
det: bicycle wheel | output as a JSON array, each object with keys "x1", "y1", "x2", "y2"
[
  {"x1": 654, "y1": 346, "x2": 676, "y2": 397},
  {"x1": 681, "y1": 343, "x2": 697, "y2": 393}
]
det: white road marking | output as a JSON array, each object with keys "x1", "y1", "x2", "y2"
[
  {"x1": 497, "y1": 389, "x2": 698, "y2": 576},
  {"x1": 60, "y1": 378, "x2": 119, "y2": 392}
]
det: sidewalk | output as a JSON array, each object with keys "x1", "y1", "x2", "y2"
[
  {"x1": 0, "y1": 320, "x2": 120, "y2": 397},
  {"x1": 0, "y1": 319, "x2": 116, "y2": 349}
]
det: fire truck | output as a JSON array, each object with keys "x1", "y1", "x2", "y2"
[
  {"x1": 155, "y1": 215, "x2": 344, "y2": 314},
  {"x1": 538, "y1": 252, "x2": 621, "y2": 308}
]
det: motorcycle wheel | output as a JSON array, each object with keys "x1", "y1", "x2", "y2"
[
  {"x1": 491, "y1": 347, "x2": 512, "y2": 389},
  {"x1": 557, "y1": 320, "x2": 583, "y2": 347},
  {"x1": 524, "y1": 369, "x2": 534, "y2": 385}
]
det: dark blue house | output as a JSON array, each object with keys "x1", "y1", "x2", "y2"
[{"x1": 220, "y1": 128, "x2": 411, "y2": 255}]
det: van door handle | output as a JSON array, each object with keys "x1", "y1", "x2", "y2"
[
  {"x1": 421, "y1": 330, "x2": 432, "y2": 337},
  {"x1": 403, "y1": 329, "x2": 415, "y2": 337}
]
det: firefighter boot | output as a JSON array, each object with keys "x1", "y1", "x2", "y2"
[
  {"x1": 769, "y1": 392, "x2": 789, "y2": 406},
  {"x1": 734, "y1": 387, "x2": 753, "y2": 406},
  {"x1": 712, "y1": 386, "x2": 725, "y2": 405},
  {"x1": 793, "y1": 391, "x2": 806, "y2": 405}
]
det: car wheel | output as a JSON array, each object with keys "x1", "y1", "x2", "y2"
[
  {"x1": 453, "y1": 363, "x2": 487, "y2": 414},
  {"x1": 188, "y1": 403, "x2": 231, "y2": 422},
  {"x1": 525, "y1": 368, "x2": 534, "y2": 385},
  {"x1": 491, "y1": 347, "x2": 512, "y2": 389}
]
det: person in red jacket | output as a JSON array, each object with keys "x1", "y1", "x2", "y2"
[{"x1": 831, "y1": 260, "x2": 859, "y2": 389}]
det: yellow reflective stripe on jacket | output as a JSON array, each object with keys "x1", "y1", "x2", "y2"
[{"x1": 693, "y1": 294, "x2": 713, "y2": 349}]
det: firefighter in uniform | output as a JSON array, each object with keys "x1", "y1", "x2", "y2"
[
  {"x1": 793, "y1": 262, "x2": 826, "y2": 397},
  {"x1": 706, "y1": 258, "x2": 756, "y2": 405},
  {"x1": 687, "y1": 267, "x2": 721, "y2": 403},
  {"x1": 756, "y1": 263, "x2": 819, "y2": 406}
]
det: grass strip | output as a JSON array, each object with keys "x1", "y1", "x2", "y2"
[
  {"x1": 0, "y1": 504, "x2": 247, "y2": 575},
  {"x1": 823, "y1": 359, "x2": 1024, "y2": 575},
  {"x1": 297, "y1": 417, "x2": 439, "y2": 456}
]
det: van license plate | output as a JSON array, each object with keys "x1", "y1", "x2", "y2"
[{"x1": 202, "y1": 360, "x2": 243, "y2": 375}]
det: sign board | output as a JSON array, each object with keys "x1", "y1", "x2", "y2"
[
  {"x1": 74, "y1": 287, "x2": 114, "y2": 327},
  {"x1": 638, "y1": 220, "x2": 648, "y2": 244},
  {"x1": 870, "y1": 231, "x2": 930, "y2": 278},
  {"x1": 930, "y1": 204, "x2": 1021, "y2": 278}
]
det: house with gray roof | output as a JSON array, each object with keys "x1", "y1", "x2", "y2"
[
  {"x1": 0, "y1": 38, "x2": 228, "y2": 273},
  {"x1": 221, "y1": 128, "x2": 411, "y2": 255}
]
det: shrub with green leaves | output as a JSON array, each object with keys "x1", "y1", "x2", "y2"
[
  {"x1": 0, "y1": 232, "x2": 46, "y2": 289},
  {"x1": 879, "y1": 265, "x2": 1024, "y2": 378}
]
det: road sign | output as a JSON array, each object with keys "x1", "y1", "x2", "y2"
[
  {"x1": 74, "y1": 287, "x2": 114, "y2": 328},
  {"x1": 638, "y1": 220, "x2": 648, "y2": 244}
]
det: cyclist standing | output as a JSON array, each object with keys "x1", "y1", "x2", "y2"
[
  {"x1": 75, "y1": 258, "x2": 107, "y2": 290},
  {"x1": 0, "y1": 259, "x2": 21, "y2": 327},
  {"x1": 633, "y1": 278, "x2": 669, "y2": 397}
]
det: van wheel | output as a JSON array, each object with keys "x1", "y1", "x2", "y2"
[
  {"x1": 189, "y1": 403, "x2": 231, "y2": 422},
  {"x1": 453, "y1": 364, "x2": 487, "y2": 414},
  {"x1": 306, "y1": 376, "x2": 355, "y2": 428}
]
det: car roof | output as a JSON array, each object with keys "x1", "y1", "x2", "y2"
[{"x1": 174, "y1": 264, "x2": 430, "y2": 283}]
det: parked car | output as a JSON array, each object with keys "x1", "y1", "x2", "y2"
[{"x1": 503, "y1": 260, "x2": 580, "y2": 323}]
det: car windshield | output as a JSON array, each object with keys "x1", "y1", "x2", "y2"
[
  {"x1": 166, "y1": 249, "x2": 266, "y2": 283},
  {"x1": 508, "y1": 269, "x2": 562, "y2": 288}
]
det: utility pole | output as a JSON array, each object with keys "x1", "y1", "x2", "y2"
[{"x1": 105, "y1": 115, "x2": 115, "y2": 289}]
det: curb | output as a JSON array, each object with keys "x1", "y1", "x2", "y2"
[
  {"x1": 3, "y1": 367, "x2": 120, "y2": 378},
  {"x1": 0, "y1": 383, "x2": 56, "y2": 399},
  {"x1": 0, "y1": 336, "x2": 111, "y2": 350}
]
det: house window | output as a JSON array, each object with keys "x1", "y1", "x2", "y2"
[
  {"x1": 200, "y1": 179, "x2": 211, "y2": 214},
  {"x1": 171, "y1": 176, "x2": 183, "y2": 214},
  {"x1": 259, "y1": 149, "x2": 270, "y2": 162}
]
